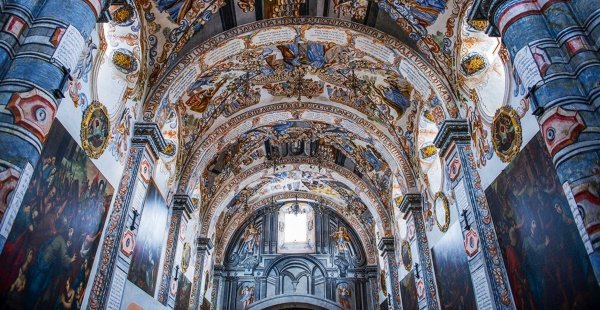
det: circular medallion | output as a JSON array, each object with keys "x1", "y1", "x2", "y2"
[
  {"x1": 492, "y1": 106, "x2": 522, "y2": 162},
  {"x1": 460, "y1": 52, "x2": 488, "y2": 76},
  {"x1": 81, "y1": 101, "x2": 110, "y2": 159},
  {"x1": 181, "y1": 242, "x2": 191, "y2": 273},
  {"x1": 380, "y1": 270, "x2": 388, "y2": 296},
  {"x1": 434, "y1": 192, "x2": 450, "y2": 233},
  {"x1": 401, "y1": 240, "x2": 412, "y2": 271}
]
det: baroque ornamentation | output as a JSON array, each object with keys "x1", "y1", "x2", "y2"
[
  {"x1": 81, "y1": 101, "x2": 111, "y2": 159},
  {"x1": 491, "y1": 106, "x2": 522, "y2": 163}
]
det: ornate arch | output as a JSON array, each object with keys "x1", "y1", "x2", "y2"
[
  {"x1": 179, "y1": 101, "x2": 418, "y2": 196},
  {"x1": 215, "y1": 191, "x2": 377, "y2": 265},
  {"x1": 201, "y1": 157, "x2": 393, "y2": 238}
]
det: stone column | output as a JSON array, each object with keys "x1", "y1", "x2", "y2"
[
  {"x1": 88, "y1": 122, "x2": 166, "y2": 310},
  {"x1": 0, "y1": 0, "x2": 104, "y2": 218},
  {"x1": 378, "y1": 237, "x2": 402, "y2": 309},
  {"x1": 190, "y1": 237, "x2": 214, "y2": 309},
  {"x1": 470, "y1": 0, "x2": 600, "y2": 283},
  {"x1": 433, "y1": 120, "x2": 514, "y2": 309},
  {"x1": 399, "y1": 194, "x2": 439, "y2": 310},
  {"x1": 158, "y1": 195, "x2": 197, "y2": 308}
]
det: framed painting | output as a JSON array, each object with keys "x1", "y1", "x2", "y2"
[
  {"x1": 486, "y1": 133, "x2": 600, "y2": 308},
  {"x1": 431, "y1": 223, "x2": 477, "y2": 309},
  {"x1": 127, "y1": 181, "x2": 168, "y2": 296},
  {"x1": 0, "y1": 121, "x2": 114, "y2": 309}
]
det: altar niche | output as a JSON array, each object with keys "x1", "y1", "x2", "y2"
[
  {"x1": 277, "y1": 202, "x2": 316, "y2": 254},
  {"x1": 218, "y1": 205, "x2": 374, "y2": 310}
]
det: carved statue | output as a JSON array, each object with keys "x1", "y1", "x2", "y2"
[
  {"x1": 239, "y1": 224, "x2": 260, "y2": 257},
  {"x1": 240, "y1": 285, "x2": 255, "y2": 309},
  {"x1": 331, "y1": 226, "x2": 351, "y2": 256}
]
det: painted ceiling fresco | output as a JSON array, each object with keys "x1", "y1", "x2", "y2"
[{"x1": 82, "y1": 0, "x2": 523, "y2": 262}]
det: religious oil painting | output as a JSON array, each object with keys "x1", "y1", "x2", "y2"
[
  {"x1": 127, "y1": 181, "x2": 168, "y2": 296},
  {"x1": 486, "y1": 133, "x2": 600, "y2": 309},
  {"x1": 174, "y1": 276, "x2": 192, "y2": 310},
  {"x1": 491, "y1": 106, "x2": 521, "y2": 163},
  {"x1": 431, "y1": 223, "x2": 477, "y2": 309},
  {"x1": 400, "y1": 272, "x2": 418, "y2": 310},
  {"x1": 0, "y1": 122, "x2": 113, "y2": 309},
  {"x1": 81, "y1": 101, "x2": 110, "y2": 159}
]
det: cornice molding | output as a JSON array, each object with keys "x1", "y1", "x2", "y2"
[
  {"x1": 378, "y1": 237, "x2": 395, "y2": 254},
  {"x1": 399, "y1": 193, "x2": 422, "y2": 215},
  {"x1": 132, "y1": 122, "x2": 167, "y2": 158},
  {"x1": 433, "y1": 119, "x2": 471, "y2": 157},
  {"x1": 173, "y1": 194, "x2": 197, "y2": 219}
]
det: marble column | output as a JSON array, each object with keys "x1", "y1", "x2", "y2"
[
  {"x1": 0, "y1": 0, "x2": 104, "y2": 218},
  {"x1": 87, "y1": 122, "x2": 166, "y2": 310},
  {"x1": 190, "y1": 237, "x2": 214, "y2": 309},
  {"x1": 378, "y1": 237, "x2": 402, "y2": 309},
  {"x1": 470, "y1": 0, "x2": 600, "y2": 283},
  {"x1": 158, "y1": 194, "x2": 197, "y2": 308},
  {"x1": 399, "y1": 194, "x2": 439, "y2": 310},
  {"x1": 434, "y1": 120, "x2": 514, "y2": 309}
]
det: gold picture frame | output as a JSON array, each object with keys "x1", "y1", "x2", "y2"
[
  {"x1": 181, "y1": 242, "x2": 191, "y2": 272},
  {"x1": 81, "y1": 101, "x2": 110, "y2": 159},
  {"x1": 492, "y1": 106, "x2": 522, "y2": 163},
  {"x1": 434, "y1": 192, "x2": 450, "y2": 233},
  {"x1": 401, "y1": 240, "x2": 412, "y2": 271},
  {"x1": 380, "y1": 270, "x2": 388, "y2": 296}
]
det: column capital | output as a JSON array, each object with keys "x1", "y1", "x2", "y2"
[
  {"x1": 398, "y1": 193, "x2": 422, "y2": 215},
  {"x1": 433, "y1": 119, "x2": 470, "y2": 157},
  {"x1": 132, "y1": 122, "x2": 166, "y2": 158},
  {"x1": 467, "y1": 0, "x2": 507, "y2": 36},
  {"x1": 173, "y1": 194, "x2": 197, "y2": 219},
  {"x1": 197, "y1": 237, "x2": 214, "y2": 252},
  {"x1": 377, "y1": 237, "x2": 395, "y2": 254}
]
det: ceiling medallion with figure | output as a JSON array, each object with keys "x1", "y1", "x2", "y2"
[
  {"x1": 492, "y1": 106, "x2": 522, "y2": 163},
  {"x1": 81, "y1": 101, "x2": 110, "y2": 159}
]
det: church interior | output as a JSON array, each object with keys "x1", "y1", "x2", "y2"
[{"x1": 0, "y1": 0, "x2": 599, "y2": 309}]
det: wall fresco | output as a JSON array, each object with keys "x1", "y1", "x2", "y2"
[
  {"x1": 400, "y1": 272, "x2": 418, "y2": 310},
  {"x1": 0, "y1": 122, "x2": 113, "y2": 309},
  {"x1": 431, "y1": 223, "x2": 476, "y2": 309},
  {"x1": 486, "y1": 133, "x2": 600, "y2": 309},
  {"x1": 127, "y1": 181, "x2": 169, "y2": 296},
  {"x1": 174, "y1": 275, "x2": 192, "y2": 310}
]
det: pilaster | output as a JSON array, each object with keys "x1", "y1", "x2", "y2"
[
  {"x1": 434, "y1": 120, "x2": 515, "y2": 309},
  {"x1": 159, "y1": 194, "x2": 197, "y2": 308},
  {"x1": 378, "y1": 237, "x2": 402, "y2": 309},
  {"x1": 88, "y1": 122, "x2": 165, "y2": 310},
  {"x1": 191, "y1": 237, "x2": 214, "y2": 310},
  {"x1": 399, "y1": 194, "x2": 439, "y2": 310}
]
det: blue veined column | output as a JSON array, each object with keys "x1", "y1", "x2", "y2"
[
  {"x1": 470, "y1": 0, "x2": 600, "y2": 284},
  {"x1": 399, "y1": 194, "x2": 439, "y2": 310},
  {"x1": 0, "y1": 0, "x2": 105, "y2": 218}
]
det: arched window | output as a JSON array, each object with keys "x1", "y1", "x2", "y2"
[{"x1": 277, "y1": 202, "x2": 315, "y2": 254}]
